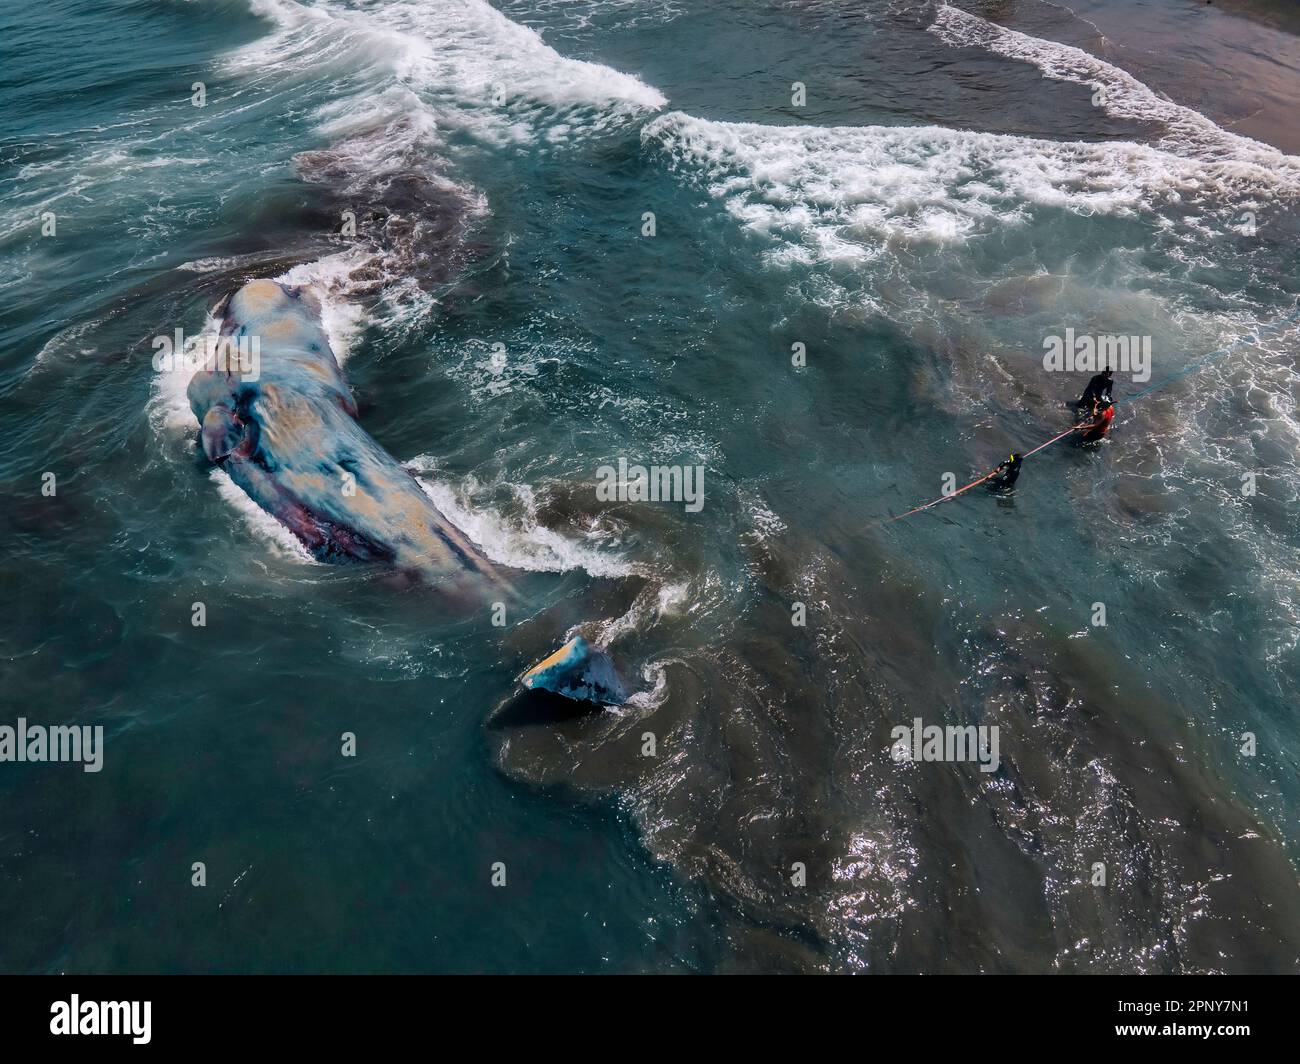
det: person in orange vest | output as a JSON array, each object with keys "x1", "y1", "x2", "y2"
[{"x1": 1078, "y1": 397, "x2": 1115, "y2": 443}]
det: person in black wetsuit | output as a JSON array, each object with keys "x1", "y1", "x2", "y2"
[
  {"x1": 987, "y1": 452, "x2": 1022, "y2": 491},
  {"x1": 1076, "y1": 367, "x2": 1114, "y2": 409}
]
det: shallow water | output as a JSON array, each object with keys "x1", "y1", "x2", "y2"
[{"x1": 1, "y1": 0, "x2": 1298, "y2": 973}]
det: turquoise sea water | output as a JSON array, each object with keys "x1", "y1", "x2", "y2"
[{"x1": 1, "y1": 0, "x2": 1298, "y2": 972}]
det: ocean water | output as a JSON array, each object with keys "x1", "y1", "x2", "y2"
[{"x1": 1, "y1": 0, "x2": 1298, "y2": 973}]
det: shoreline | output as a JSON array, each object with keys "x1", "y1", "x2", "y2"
[{"x1": 980, "y1": 0, "x2": 1300, "y2": 154}]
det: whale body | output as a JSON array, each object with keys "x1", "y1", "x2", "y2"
[
  {"x1": 187, "y1": 279, "x2": 628, "y2": 704},
  {"x1": 187, "y1": 279, "x2": 500, "y2": 593}
]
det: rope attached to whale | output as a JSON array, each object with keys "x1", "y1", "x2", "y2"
[{"x1": 878, "y1": 305, "x2": 1300, "y2": 526}]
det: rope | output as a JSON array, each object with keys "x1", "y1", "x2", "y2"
[
  {"x1": 878, "y1": 305, "x2": 1300, "y2": 526},
  {"x1": 881, "y1": 422, "x2": 1090, "y2": 524}
]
